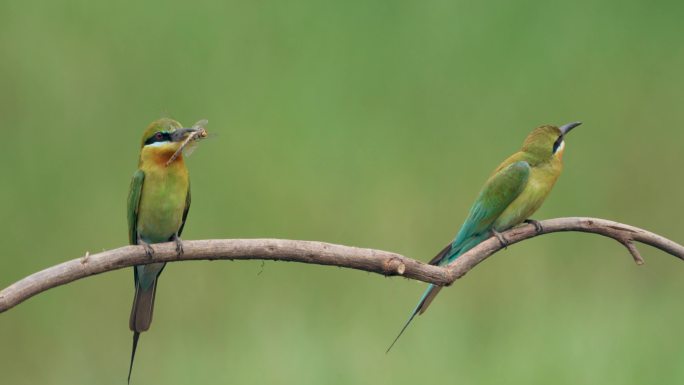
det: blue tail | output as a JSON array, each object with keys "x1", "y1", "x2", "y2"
[
  {"x1": 128, "y1": 263, "x2": 165, "y2": 383},
  {"x1": 386, "y1": 284, "x2": 440, "y2": 353},
  {"x1": 387, "y1": 232, "x2": 491, "y2": 352}
]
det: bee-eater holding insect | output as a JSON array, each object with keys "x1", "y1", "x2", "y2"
[
  {"x1": 387, "y1": 122, "x2": 582, "y2": 352},
  {"x1": 127, "y1": 118, "x2": 208, "y2": 382}
]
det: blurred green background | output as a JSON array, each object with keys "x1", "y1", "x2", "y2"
[{"x1": 1, "y1": 0, "x2": 684, "y2": 384}]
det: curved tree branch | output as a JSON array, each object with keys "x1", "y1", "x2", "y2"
[{"x1": 1, "y1": 217, "x2": 683, "y2": 313}]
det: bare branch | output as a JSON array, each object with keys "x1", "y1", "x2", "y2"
[{"x1": 1, "y1": 217, "x2": 683, "y2": 314}]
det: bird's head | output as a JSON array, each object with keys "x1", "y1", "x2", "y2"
[
  {"x1": 139, "y1": 118, "x2": 201, "y2": 165},
  {"x1": 521, "y1": 122, "x2": 581, "y2": 162}
]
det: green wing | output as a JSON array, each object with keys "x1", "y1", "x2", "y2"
[
  {"x1": 127, "y1": 170, "x2": 145, "y2": 245},
  {"x1": 444, "y1": 160, "x2": 531, "y2": 261},
  {"x1": 177, "y1": 183, "x2": 191, "y2": 237}
]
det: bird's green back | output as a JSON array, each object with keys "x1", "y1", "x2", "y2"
[{"x1": 442, "y1": 160, "x2": 530, "y2": 263}]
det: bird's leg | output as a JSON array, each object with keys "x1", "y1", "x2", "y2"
[
  {"x1": 173, "y1": 233, "x2": 184, "y2": 256},
  {"x1": 524, "y1": 219, "x2": 544, "y2": 234},
  {"x1": 491, "y1": 229, "x2": 509, "y2": 249},
  {"x1": 137, "y1": 235, "x2": 155, "y2": 258}
]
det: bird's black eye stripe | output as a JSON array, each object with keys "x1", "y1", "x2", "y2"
[
  {"x1": 552, "y1": 135, "x2": 564, "y2": 153},
  {"x1": 144, "y1": 131, "x2": 172, "y2": 145}
]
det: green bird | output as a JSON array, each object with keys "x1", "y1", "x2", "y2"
[
  {"x1": 126, "y1": 118, "x2": 203, "y2": 382},
  {"x1": 387, "y1": 122, "x2": 582, "y2": 352}
]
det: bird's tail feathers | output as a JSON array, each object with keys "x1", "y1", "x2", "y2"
[
  {"x1": 127, "y1": 263, "x2": 164, "y2": 383},
  {"x1": 428, "y1": 243, "x2": 453, "y2": 265},
  {"x1": 417, "y1": 285, "x2": 443, "y2": 315},
  {"x1": 386, "y1": 233, "x2": 494, "y2": 353},
  {"x1": 129, "y1": 278, "x2": 159, "y2": 332},
  {"x1": 386, "y1": 284, "x2": 441, "y2": 353},
  {"x1": 127, "y1": 332, "x2": 140, "y2": 384},
  {"x1": 127, "y1": 280, "x2": 157, "y2": 384}
]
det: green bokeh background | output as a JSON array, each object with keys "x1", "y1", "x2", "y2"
[{"x1": 2, "y1": 1, "x2": 684, "y2": 384}]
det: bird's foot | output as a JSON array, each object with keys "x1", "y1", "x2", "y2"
[
  {"x1": 173, "y1": 234, "x2": 184, "y2": 256},
  {"x1": 524, "y1": 219, "x2": 544, "y2": 234},
  {"x1": 491, "y1": 229, "x2": 509, "y2": 249},
  {"x1": 138, "y1": 238, "x2": 155, "y2": 258}
]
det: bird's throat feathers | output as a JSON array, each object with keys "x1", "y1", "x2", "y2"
[
  {"x1": 555, "y1": 141, "x2": 565, "y2": 160},
  {"x1": 139, "y1": 144, "x2": 186, "y2": 169}
]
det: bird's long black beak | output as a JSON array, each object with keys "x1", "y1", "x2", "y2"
[
  {"x1": 170, "y1": 127, "x2": 198, "y2": 142},
  {"x1": 559, "y1": 121, "x2": 582, "y2": 135}
]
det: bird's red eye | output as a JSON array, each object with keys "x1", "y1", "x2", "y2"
[{"x1": 155, "y1": 132, "x2": 164, "y2": 140}]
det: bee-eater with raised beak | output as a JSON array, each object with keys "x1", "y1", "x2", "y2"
[
  {"x1": 127, "y1": 118, "x2": 202, "y2": 382},
  {"x1": 387, "y1": 122, "x2": 582, "y2": 352}
]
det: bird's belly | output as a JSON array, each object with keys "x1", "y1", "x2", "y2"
[
  {"x1": 137, "y1": 207, "x2": 183, "y2": 243},
  {"x1": 493, "y1": 173, "x2": 555, "y2": 231},
  {"x1": 137, "y1": 175, "x2": 188, "y2": 243}
]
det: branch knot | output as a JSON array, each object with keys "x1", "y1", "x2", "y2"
[{"x1": 383, "y1": 258, "x2": 406, "y2": 276}]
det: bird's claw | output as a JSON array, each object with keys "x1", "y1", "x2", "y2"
[
  {"x1": 173, "y1": 234, "x2": 184, "y2": 256},
  {"x1": 142, "y1": 242, "x2": 155, "y2": 258},
  {"x1": 137, "y1": 235, "x2": 155, "y2": 258},
  {"x1": 492, "y1": 229, "x2": 509, "y2": 249},
  {"x1": 524, "y1": 219, "x2": 544, "y2": 234}
]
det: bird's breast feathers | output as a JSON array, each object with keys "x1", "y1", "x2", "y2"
[
  {"x1": 136, "y1": 161, "x2": 189, "y2": 243},
  {"x1": 493, "y1": 160, "x2": 561, "y2": 230}
]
